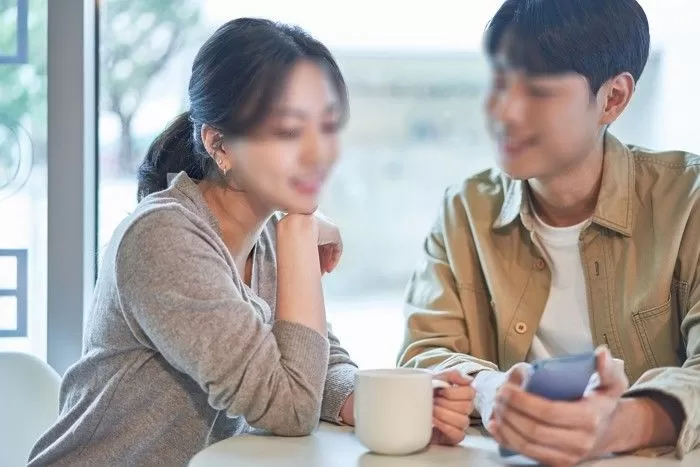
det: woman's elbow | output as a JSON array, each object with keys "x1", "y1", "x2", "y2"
[
  {"x1": 274, "y1": 418, "x2": 319, "y2": 437},
  {"x1": 273, "y1": 401, "x2": 321, "y2": 436}
]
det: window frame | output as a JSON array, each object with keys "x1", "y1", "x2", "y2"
[{"x1": 45, "y1": 0, "x2": 97, "y2": 374}]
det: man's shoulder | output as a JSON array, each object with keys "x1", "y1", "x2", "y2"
[
  {"x1": 629, "y1": 144, "x2": 700, "y2": 176},
  {"x1": 628, "y1": 144, "x2": 700, "y2": 199}
]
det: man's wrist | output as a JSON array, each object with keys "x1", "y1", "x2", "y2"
[
  {"x1": 472, "y1": 370, "x2": 507, "y2": 423},
  {"x1": 603, "y1": 395, "x2": 682, "y2": 455}
]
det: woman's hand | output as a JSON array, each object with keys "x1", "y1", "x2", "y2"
[{"x1": 315, "y1": 211, "x2": 343, "y2": 274}]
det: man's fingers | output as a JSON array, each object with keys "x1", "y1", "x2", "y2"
[
  {"x1": 434, "y1": 395, "x2": 473, "y2": 416},
  {"x1": 494, "y1": 399, "x2": 593, "y2": 455},
  {"x1": 433, "y1": 404, "x2": 470, "y2": 431},
  {"x1": 436, "y1": 384, "x2": 475, "y2": 402},
  {"x1": 505, "y1": 362, "x2": 531, "y2": 386},
  {"x1": 432, "y1": 417, "x2": 466, "y2": 446},
  {"x1": 434, "y1": 369, "x2": 473, "y2": 386},
  {"x1": 496, "y1": 384, "x2": 591, "y2": 429},
  {"x1": 490, "y1": 419, "x2": 579, "y2": 466},
  {"x1": 595, "y1": 346, "x2": 628, "y2": 393}
]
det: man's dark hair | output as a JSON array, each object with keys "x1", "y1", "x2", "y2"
[{"x1": 485, "y1": 0, "x2": 650, "y2": 94}]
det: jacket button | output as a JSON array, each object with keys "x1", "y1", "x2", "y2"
[
  {"x1": 515, "y1": 322, "x2": 528, "y2": 334},
  {"x1": 534, "y1": 258, "x2": 545, "y2": 270}
]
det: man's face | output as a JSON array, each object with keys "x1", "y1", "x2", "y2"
[{"x1": 485, "y1": 56, "x2": 606, "y2": 181}]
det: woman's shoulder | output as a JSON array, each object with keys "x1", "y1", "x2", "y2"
[
  {"x1": 105, "y1": 178, "x2": 223, "y2": 267},
  {"x1": 134, "y1": 171, "x2": 219, "y2": 232}
]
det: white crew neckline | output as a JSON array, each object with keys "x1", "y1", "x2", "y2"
[{"x1": 530, "y1": 202, "x2": 589, "y2": 247}]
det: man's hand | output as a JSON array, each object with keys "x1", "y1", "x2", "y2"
[
  {"x1": 475, "y1": 366, "x2": 523, "y2": 429},
  {"x1": 489, "y1": 347, "x2": 629, "y2": 466},
  {"x1": 431, "y1": 370, "x2": 475, "y2": 446}
]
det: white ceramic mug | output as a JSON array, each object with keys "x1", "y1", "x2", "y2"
[{"x1": 354, "y1": 368, "x2": 446, "y2": 455}]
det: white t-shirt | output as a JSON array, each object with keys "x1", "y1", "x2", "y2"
[
  {"x1": 526, "y1": 209, "x2": 595, "y2": 362},
  {"x1": 473, "y1": 209, "x2": 596, "y2": 421}
]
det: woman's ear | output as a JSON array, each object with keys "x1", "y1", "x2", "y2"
[{"x1": 201, "y1": 124, "x2": 229, "y2": 174}]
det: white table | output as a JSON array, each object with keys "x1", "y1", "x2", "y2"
[{"x1": 189, "y1": 423, "x2": 699, "y2": 467}]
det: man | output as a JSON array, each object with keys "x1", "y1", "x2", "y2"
[{"x1": 398, "y1": 0, "x2": 700, "y2": 465}]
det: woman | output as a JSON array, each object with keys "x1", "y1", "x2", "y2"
[{"x1": 29, "y1": 18, "x2": 474, "y2": 466}]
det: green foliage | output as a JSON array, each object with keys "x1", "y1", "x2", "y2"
[
  {"x1": 101, "y1": 0, "x2": 201, "y2": 172},
  {"x1": 0, "y1": 0, "x2": 202, "y2": 183}
]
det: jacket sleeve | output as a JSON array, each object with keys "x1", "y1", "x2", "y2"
[
  {"x1": 398, "y1": 190, "x2": 498, "y2": 375},
  {"x1": 624, "y1": 200, "x2": 700, "y2": 456}
]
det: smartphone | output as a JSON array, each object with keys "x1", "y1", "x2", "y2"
[{"x1": 499, "y1": 352, "x2": 597, "y2": 458}]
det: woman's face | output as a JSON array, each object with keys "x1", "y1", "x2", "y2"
[{"x1": 219, "y1": 60, "x2": 343, "y2": 215}]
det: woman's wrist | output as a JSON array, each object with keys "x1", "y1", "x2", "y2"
[
  {"x1": 339, "y1": 393, "x2": 355, "y2": 426},
  {"x1": 277, "y1": 213, "x2": 318, "y2": 241}
]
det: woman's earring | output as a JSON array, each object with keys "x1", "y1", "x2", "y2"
[
  {"x1": 215, "y1": 158, "x2": 229, "y2": 176},
  {"x1": 212, "y1": 134, "x2": 230, "y2": 176}
]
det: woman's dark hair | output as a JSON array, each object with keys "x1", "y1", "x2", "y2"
[
  {"x1": 485, "y1": 0, "x2": 650, "y2": 95},
  {"x1": 137, "y1": 18, "x2": 349, "y2": 201}
]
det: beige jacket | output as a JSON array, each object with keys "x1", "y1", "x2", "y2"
[{"x1": 398, "y1": 133, "x2": 700, "y2": 455}]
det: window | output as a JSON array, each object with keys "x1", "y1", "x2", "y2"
[
  {"x1": 0, "y1": 0, "x2": 47, "y2": 358},
  {"x1": 97, "y1": 0, "x2": 700, "y2": 369},
  {"x1": 0, "y1": 250, "x2": 28, "y2": 337},
  {"x1": 0, "y1": 0, "x2": 27, "y2": 63}
]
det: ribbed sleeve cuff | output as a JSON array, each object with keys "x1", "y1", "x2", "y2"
[{"x1": 321, "y1": 363, "x2": 357, "y2": 423}]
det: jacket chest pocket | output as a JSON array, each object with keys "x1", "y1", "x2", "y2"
[{"x1": 631, "y1": 284, "x2": 684, "y2": 373}]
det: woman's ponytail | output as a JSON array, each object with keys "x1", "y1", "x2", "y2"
[{"x1": 136, "y1": 111, "x2": 205, "y2": 201}]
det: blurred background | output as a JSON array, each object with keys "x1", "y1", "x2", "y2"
[{"x1": 1, "y1": 0, "x2": 699, "y2": 371}]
